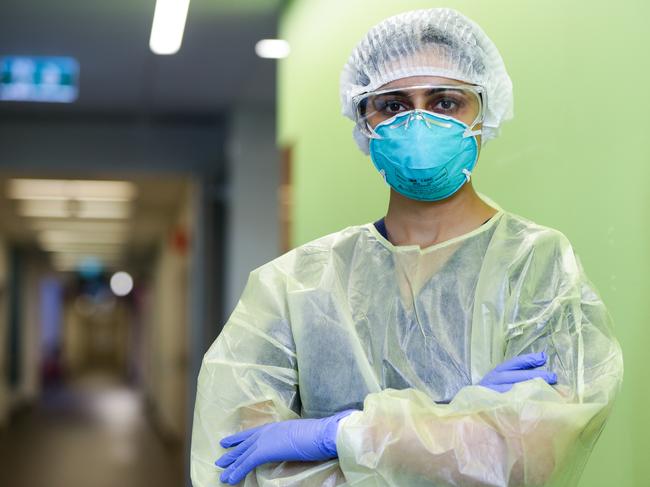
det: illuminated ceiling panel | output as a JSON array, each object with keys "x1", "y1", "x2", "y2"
[{"x1": 7, "y1": 178, "x2": 137, "y2": 201}]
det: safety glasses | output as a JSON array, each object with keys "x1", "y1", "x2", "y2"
[{"x1": 352, "y1": 84, "x2": 486, "y2": 138}]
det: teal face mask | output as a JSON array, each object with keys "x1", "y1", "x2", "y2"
[{"x1": 368, "y1": 110, "x2": 480, "y2": 202}]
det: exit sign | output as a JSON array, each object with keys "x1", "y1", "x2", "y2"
[{"x1": 0, "y1": 56, "x2": 79, "y2": 103}]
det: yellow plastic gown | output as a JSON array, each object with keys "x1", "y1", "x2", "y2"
[{"x1": 191, "y1": 207, "x2": 623, "y2": 487}]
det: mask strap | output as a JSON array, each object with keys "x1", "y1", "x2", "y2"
[
  {"x1": 462, "y1": 169, "x2": 472, "y2": 183},
  {"x1": 463, "y1": 127, "x2": 482, "y2": 138}
]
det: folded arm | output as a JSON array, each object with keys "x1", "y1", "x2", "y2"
[
  {"x1": 337, "y1": 238, "x2": 623, "y2": 487},
  {"x1": 191, "y1": 263, "x2": 349, "y2": 486}
]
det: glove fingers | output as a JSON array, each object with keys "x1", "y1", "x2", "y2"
[
  {"x1": 222, "y1": 444, "x2": 260, "y2": 485},
  {"x1": 493, "y1": 369, "x2": 557, "y2": 385},
  {"x1": 216, "y1": 432, "x2": 259, "y2": 468},
  {"x1": 493, "y1": 352, "x2": 547, "y2": 372},
  {"x1": 220, "y1": 424, "x2": 265, "y2": 448}
]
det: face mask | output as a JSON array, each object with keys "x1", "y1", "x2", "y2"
[{"x1": 368, "y1": 109, "x2": 480, "y2": 202}]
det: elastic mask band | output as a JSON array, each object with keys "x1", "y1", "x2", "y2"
[{"x1": 463, "y1": 128, "x2": 482, "y2": 138}]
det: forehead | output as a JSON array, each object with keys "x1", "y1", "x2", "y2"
[{"x1": 378, "y1": 75, "x2": 466, "y2": 90}]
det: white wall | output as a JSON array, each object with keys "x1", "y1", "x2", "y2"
[
  {"x1": 225, "y1": 105, "x2": 280, "y2": 315},
  {"x1": 145, "y1": 188, "x2": 192, "y2": 441}
]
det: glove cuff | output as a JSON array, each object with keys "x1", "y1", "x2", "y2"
[{"x1": 320, "y1": 409, "x2": 358, "y2": 458}]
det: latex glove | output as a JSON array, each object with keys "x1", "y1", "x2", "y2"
[
  {"x1": 216, "y1": 409, "x2": 357, "y2": 485},
  {"x1": 479, "y1": 352, "x2": 557, "y2": 393}
]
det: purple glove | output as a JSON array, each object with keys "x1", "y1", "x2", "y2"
[
  {"x1": 479, "y1": 352, "x2": 557, "y2": 393},
  {"x1": 215, "y1": 409, "x2": 356, "y2": 485}
]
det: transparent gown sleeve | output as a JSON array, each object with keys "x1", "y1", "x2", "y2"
[
  {"x1": 189, "y1": 264, "x2": 302, "y2": 486},
  {"x1": 191, "y1": 261, "x2": 350, "y2": 486},
  {"x1": 336, "y1": 234, "x2": 623, "y2": 487}
]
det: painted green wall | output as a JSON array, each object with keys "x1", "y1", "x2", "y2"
[{"x1": 278, "y1": 1, "x2": 649, "y2": 485}]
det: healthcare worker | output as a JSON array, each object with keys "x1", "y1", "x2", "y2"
[{"x1": 191, "y1": 8, "x2": 623, "y2": 487}]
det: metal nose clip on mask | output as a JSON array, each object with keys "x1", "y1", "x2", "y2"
[{"x1": 368, "y1": 110, "x2": 481, "y2": 202}]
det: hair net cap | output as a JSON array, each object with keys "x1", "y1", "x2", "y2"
[{"x1": 340, "y1": 8, "x2": 514, "y2": 154}]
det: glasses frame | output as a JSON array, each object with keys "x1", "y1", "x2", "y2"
[{"x1": 352, "y1": 83, "x2": 487, "y2": 138}]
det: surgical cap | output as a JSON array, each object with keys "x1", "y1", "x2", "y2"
[{"x1": 340, "y1": 8, "x2": 514, "y2": 154}]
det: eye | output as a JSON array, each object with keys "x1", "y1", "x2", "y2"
[
  {"x1": 382, "y1": 100, "x2": 408, "y2": 114},
  {"x1": 433, "y1": 97, "x2": 459, "y2": 113},
  {"x1": 371, "y1": 96, "x2": 411, "y2": 116}
]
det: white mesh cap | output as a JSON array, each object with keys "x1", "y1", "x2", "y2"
[{"x1": 340, "y1": 8, "x2": 514, "y2": 154}]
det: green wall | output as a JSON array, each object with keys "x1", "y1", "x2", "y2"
[{"x1": 278, "y1": 1, "x2": 649, "y2": 485}]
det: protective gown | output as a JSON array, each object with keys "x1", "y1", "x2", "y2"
[{"x1": 191, "y1": 207, "x2": 623, "y2": 487}]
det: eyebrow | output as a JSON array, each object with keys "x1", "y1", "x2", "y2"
[
  {"x1": 375, "y1": 87, "x2": 456, "y2": 97},
  {"x1": 379, "y1": 89, "x2": 408, "y2": 97}
]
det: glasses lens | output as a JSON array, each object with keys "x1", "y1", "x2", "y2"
[{"x1": 355, "y1": 86, "x2": 482, "y2": 137}]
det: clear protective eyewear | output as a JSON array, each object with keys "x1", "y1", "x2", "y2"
[{"x1": 352, "y1": 84, "x2": 486, "y2": 138}]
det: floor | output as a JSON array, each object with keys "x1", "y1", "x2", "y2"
[{"x1": 0, "y1": 374, "x2": 184, "y2": 487}]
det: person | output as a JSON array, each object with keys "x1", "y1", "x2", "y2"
[{"x1": 191, "y1": 8, "x2": 623, "y2": 487}]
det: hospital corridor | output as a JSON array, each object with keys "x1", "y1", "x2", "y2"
[
  {"x1": 0, "y1": 177, "x2": 198, "y2": 487},
  {"x1": 0, "y1": 1, "x2": 281, "y2": 485}
]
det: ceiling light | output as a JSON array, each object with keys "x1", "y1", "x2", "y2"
[
  {"x1": 51, "y1": 253, "x2": 120, "y2": 263},
  {"x1": 30, "y1": 220, "x2": 130, "y2": 234},
  {"x1": 7, "y1": 178, "x2": 136, "y2": 202},
  {"x1": 76, "y1": 201, "x2": 131, "y2": 219},
  {"x1": 255, "y1": 39, "x2": 290, "y2": 59},
  {"x1": 38, "y1": 230, "x2": 127, "y2": 246},
  {"x1": 17, "y1": 200, "x2": 131, "y2": 219},
  {"x1": 110, "y1": 271, "x2": 134, "y2": 297},
  {"x1": 149, "y1": 0, "x2": 191, "y2": 55},
  {"x1": 17, "y1": 200, "x2": 69, "y2": 218},
  {"x1": 41, "y1": 244, "x2": 123, "y2": 255}
]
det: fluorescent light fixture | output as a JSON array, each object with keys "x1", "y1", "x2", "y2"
[
  {"x1": 41, "y1": 243, "x2": 124, "y2": 254},
  {"x1": 17, "y1": 200, "x2": 69, "y2": 218},
  {"x1": 51, "y1": 252, "x2": 120, "y2": 264},
  {"x1": 10, "y1": 179, "x2": 135, "y2": 219},
  {"x1": 17, "y1": 199, "x2": 131, "y2": 219},
  {"x1": 30, "y1": 220, "x2": 130, "y2": 234},
  {"x1": 255, "y1": 39, "x2": 290, "y2": 59},
  {"x1": 51, "y1": 253, "x2": 120, "y2": 262},
  {"x1": 38, "y1": 230, "x2": 127, "y2": 246},
  {"x1": 7, "y1": 178, "x2": 136, "y2": 202},
  {"x1": 76, "y1": 201, "x2": 131, "y2": 219},
  {"x1": 149, "y1": 0, "x2": 191, "y2": 55},
  {"x1": 110, "y1": 271, "x2": 134, "y2": 297}
]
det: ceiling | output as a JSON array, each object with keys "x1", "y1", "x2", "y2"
[
  {"x1": 0, "y1": 174, "x2": 190, "y2": 272},
  {"x1": 0, "y1": 0, "x2": 283, "y2": 115},
  {"x1": 0, "y1": 1, "x2": 284, "y2": 274}
]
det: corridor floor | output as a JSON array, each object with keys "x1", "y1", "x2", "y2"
[{"x1": 0, "y1": 374, "x2": 184, "y2": 487}]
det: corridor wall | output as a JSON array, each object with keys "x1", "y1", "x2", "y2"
[
  {"x1": 0, "y1": 237, "x2": 8, "y2": 426},
  {"x1": 145, "y1": 189, "x2": 192, "y2": 442}
]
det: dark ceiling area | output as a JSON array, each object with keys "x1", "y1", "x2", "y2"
[
  {"x1": 0, "y1": 0, "x2": 285, "y2": 270},
  {"x1": 0, "y1": 0, "x2": 282, "y2": 118}
]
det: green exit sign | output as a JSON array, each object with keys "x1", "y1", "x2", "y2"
[{"x1": 0, "y1": 56, "x2": 79, "y2": 103}]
